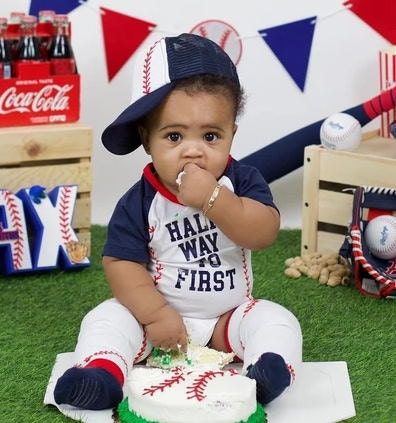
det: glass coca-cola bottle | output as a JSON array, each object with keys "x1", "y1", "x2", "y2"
[
  {"x1": 0, "y1": 17, "x2": 12, "y2": 78},
  {"x1": 37, "y1": 10, "x2": 55, "y2": 60},
  {"x1": 16, "y1": 15, "x2": 42, "y2": 62},
  {"x1": 38, "y1": 10, "x2": 55, "y2": 24},
  {"x1": 49, "y1": 14, "x2": 76, "y2": 75},
  {"x1": 7, "y1": 11, "x2": 25, "y2": 60}
]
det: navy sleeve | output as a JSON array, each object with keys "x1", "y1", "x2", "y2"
[
  {"x1": 102, "y1": 182, "x2": 150, "y2": 263},
  {"x1": 231, "y1": 161, "x2": 278, "y2": 211}
]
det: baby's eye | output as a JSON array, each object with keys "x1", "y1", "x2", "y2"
[
  {"x1": 167, "y1": 132, "x2": 182, "y2": 142},
  {"x1": 204, "y1": 132, "x2": 219, "y2": 142}
]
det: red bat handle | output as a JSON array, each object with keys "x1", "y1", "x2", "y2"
[{"x1": 363, "y1": 86, "x2": 396, "y2": 119}]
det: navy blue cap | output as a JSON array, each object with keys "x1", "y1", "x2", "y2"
[{"x1": 101, "y1": 33, "x2": 240, "y2": 155}]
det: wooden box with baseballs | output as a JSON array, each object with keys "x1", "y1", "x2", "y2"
[
  {"x1": 0, "y1": 123, "x2": 92, "y2": 252},
  {"x1": 301, "y1": 130, "x2": 396, "y2": 254}
]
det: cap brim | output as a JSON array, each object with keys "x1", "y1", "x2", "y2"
[{"x1": 101, "y1": 84, "x2": 173, "y2": 155}]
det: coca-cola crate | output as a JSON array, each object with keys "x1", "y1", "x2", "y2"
[
  {"x1": 0, "y1": 123, "x2": 92, "y2": 250},
  {"x1": 0, "y1": 62, "x2": 79, "y2": 127}
]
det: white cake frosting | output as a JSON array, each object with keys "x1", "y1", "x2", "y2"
[
  {"x1": 127, "y1": 366, "x2": 257, "y2": 423},
  {"x1": 146, "y1": 343, "x2": 235, "y2": 369}
]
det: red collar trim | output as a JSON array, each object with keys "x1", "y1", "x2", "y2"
[
  {"x1": 143, "y1": 163, "x2": 180, "y2": 204},
  {"x1": 143, "y1": 156, "x2": 233, "y2": 205}
]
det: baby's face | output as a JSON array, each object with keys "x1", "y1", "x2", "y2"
[{"x1": 142, "y1": 89, "x2": 236, "y2": 195}]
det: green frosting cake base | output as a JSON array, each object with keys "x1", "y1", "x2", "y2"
[{"x1": 118, "y1": 398, "x2": 267, "y2": 423}]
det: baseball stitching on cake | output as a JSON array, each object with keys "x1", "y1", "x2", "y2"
[
  {"x1": 186, "y1": 369, "x2": 238, "y2": 401},
  {"x1": 143, "y1": 367, "x2": 187, "y2": 396}
]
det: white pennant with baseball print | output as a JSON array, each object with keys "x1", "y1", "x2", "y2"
[
  {"x1": 189, "y1": 20, "x2": 243, "y2": 65},
  {"x1": 0, "y1": 189, "x2": 32, "y2": 274},
  {"x1": 19, "y1": 185, "x2": 89, "y2": 270}
]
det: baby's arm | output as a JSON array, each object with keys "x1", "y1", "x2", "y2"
[
  {"x1": 203, "y1": 185, "x2": 279, "y2": 250},
  {"x1": 177, "y1": 163, "x2": 279, "y2": 250},
  {"x1": 103, "y1": 256, "x2": 188, "y2": 351}
]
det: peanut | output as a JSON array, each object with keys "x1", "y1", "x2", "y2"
[
  {"x1": 327, "y1": 275, "x2": 342, "y2": 287},
  {"x1": 284, "y1": 268, "x2": 301, "y2": 278}
]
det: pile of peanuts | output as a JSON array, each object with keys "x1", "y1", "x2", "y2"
[{"x1": 284, "y1": 252, "x2": 352, "y2": 287}]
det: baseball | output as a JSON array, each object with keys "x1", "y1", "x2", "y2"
[
  {"x1": 320, "y1": 112, "x2": 362, "y2": 151},
  {"x1": 364, "y1": 215, "x2": 396, "y2": 260}
]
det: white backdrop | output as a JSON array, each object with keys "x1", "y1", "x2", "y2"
[{"x1": 1, "y1": 0, "x2": 389, "y2": 227}]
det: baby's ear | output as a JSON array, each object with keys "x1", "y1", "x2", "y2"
[{"x1": 138, "y1": 126, "x2": 150, "y2": 154}]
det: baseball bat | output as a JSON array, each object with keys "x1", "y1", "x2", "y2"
[{"x1": 240, "y1": 86, "x2": 396, "y2": 183}]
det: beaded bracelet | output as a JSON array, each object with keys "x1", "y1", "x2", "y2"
[{"x1": 203, "y1": 184, "x2": 222, "y2": 216}]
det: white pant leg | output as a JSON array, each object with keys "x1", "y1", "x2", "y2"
[
  {"x1": 227, "y1": 299, "x2": 302, "y2": 380},
  {"x1": 73, "y1": 298, "x2": 152, "y2": 380}
]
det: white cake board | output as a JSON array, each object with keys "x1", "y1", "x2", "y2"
[{"x1": 44, "y1": 353, "x2": 356, "y2": 423}]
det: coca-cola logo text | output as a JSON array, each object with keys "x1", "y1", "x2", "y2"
[{"x1": 0, "y1": 84, "x2": 73, "y2": 114}]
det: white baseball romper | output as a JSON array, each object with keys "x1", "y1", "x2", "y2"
[{"x1": 73, "y1": 158, "x2": 302, "y2": 382}]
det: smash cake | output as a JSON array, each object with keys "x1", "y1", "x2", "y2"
[{"x1": 118, "y1": 345, "x2": 266, "y2": 423}]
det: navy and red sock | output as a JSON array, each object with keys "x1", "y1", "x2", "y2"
[
  {"x1": 246, "y1": 352, "x2": 291, "y2": 405},
  {"x1": 54, "y1": 359, "x2": 123, "y2": 410}
]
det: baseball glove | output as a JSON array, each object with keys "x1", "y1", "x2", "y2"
[
  {"x1": 66, "y1": 240, "x2": 88, "y2": 263},
  {"x1": 339, "y1": 186, "x2": 396, "y2": 298}
]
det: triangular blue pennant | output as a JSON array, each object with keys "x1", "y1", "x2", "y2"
[
  {"x1": 29, "y1": 0, "x2": 85, "y2": 16},
  {"x1": 258, "y1": 16, "x2": 316, "y2": 92}
]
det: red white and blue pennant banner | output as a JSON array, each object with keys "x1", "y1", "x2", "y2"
[
  {"x1": 28, "y1": 1, "x2": 396, "y2": 87},
  {"x1": 97, "y1": 1, "x2": 395, "y2": 86},
  {"x1": 99, "y1": 10, "x2": 317, "y2": 90}
]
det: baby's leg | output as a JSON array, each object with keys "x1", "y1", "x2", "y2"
[
  {"x1": 209, "y1": 309, "x2": 234, "y2": 351},
  {"x1": 226, "y1": 299, "x2": 302, "y2": 404},
  {"x1": 54, "y1": 298, "x2": 151, "y2": 410},
  {"x1": 74, "y1": 298, "x2": 151, "y2": 371}
]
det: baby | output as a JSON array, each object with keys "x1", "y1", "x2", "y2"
[{"x1": 54, "y1": 33, "x2": 302, "y2": 410}]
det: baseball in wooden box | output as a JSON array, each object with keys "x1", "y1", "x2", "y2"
[
  {"x1": 301, "y1": 131, "x2": 396, "y2": 254},
  {"x1": 0, "y1": 123, "x2": 92, "y2": 255}
]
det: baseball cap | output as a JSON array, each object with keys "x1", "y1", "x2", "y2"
[{"x1": 101, "y1": 33, "x2": 240, "y2": 155}]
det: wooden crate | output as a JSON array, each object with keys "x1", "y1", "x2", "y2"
[
  {"x1": 301, "y1": 131, "x2": 396, "y2": 254},
  {"x1": 0, "y1": 123, "x2": 92, "y2": 251}
]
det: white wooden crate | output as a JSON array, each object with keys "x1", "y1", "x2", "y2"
[
  {"x1": 301, "y1": 131, "x2": 396, "y2": 254},
  {"x1": 0, "y1": 123, "x2": 92, "y2": 249}
]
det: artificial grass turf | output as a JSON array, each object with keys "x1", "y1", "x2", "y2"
[{"x1": 0, "y1": 226, "x2": 394, "y2": 422}]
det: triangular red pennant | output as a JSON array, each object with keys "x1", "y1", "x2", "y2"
[
  {"x1": 258, "y1": 17, "x2": 316, "y2": 92},
  {"x1": 100, "y1": 7, "x2": 156, "y2": 81},
  {"x1": 344, "y1": 0, "x2": 396, "y2": 44}
]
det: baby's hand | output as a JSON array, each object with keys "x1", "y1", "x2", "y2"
[
  {"x1": 145, "y1": 305, "x2": 188, "y2": 351},
  {"x1": 177, "y1": 163, "x2": 217, "y2": 209}
]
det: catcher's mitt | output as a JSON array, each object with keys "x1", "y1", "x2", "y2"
[
  {"x1": 340, "y1": 186, "x2": 396, "y2": 299},
  {"x1": 65, "y1": 240, "x2": 88, "y2": 263}
]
